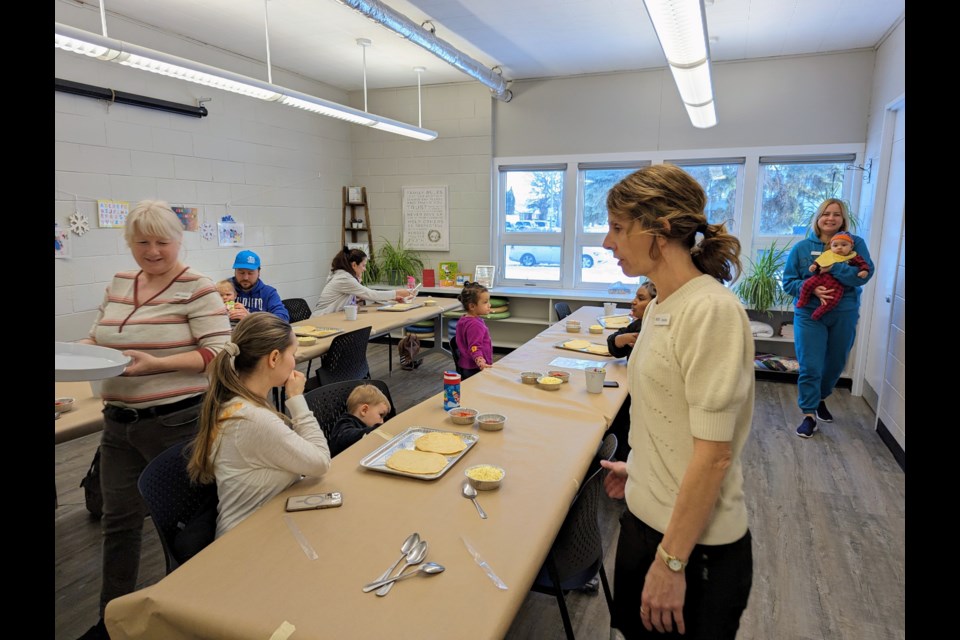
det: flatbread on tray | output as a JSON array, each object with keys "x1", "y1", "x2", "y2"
[
  {"x1": 414, "y1": 432, "x2": 467, "y2": 455},
  {"x1": 585, "y1": 344, "x2": 611, "y2": 355},
  {"x1": 385, "y1": 449, "x2": 448, "y2": 475},
  {"x1": 563, "y1": 339, "x2": 591, "y2": 350}
]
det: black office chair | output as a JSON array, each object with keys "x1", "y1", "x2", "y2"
[
  {"x1": 281, "y1": 298, "x2": 313, "y2": 323},
  {"x1": 302, "y1": 379, "x2": 397, "y2": 446},
  {"x1": 554, "y1": 302, "x2": 572, "y2": 321},
  {"x1": 447, "y1": 322, "x2": 465, "y2": 377},
  {"x1": 314, "y1": 326, "x2": 373, "y2": 387},
  {"x1": 531, "y1": 433, "x2": 617, "y2": 640},
  {"x1": 138, "y1": 440, "x2": 219, "y2": 575}
]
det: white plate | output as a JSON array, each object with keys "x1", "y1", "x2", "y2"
[{"x1": 55, "y1": 342, "x2": 131, "y2": 381}]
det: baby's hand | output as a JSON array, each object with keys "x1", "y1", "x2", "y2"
[
  {"x1": 808, "y1": 264, "x2": 817, "y2": 272},
  {"x1": 857, "y1": 270, "x2": 868, "y2": 278}
]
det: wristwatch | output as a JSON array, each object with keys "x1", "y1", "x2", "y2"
[{"x1": 657, "y1": 543, "x2": 687, "y2": 572}]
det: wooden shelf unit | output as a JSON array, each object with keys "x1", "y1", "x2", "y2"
[{"x1": 342, "y1": 186, "x2": 373, "y2": 258}]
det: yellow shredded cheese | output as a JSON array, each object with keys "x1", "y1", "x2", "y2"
[{"x1": 467, "y1": 465, "x2": 504, "y2": 481}]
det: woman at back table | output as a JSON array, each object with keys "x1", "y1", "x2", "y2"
[
  {"x1": 312, "y1": 246, "x2": 411, "y2": 316},
  {"x1": 76, "y1": 200, "x2": 231, "y2": 640},
  {"x1": 607, "y1": 281, "x2": 657, "y2": 358},
  {"x1": 188, "y1": 312, "x2": 331, "y2": 538}
]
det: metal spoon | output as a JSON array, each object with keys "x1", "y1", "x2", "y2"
[
  {"x1": 372, "y1": 532, "x2": 420, "y2": 584},
  {"x1": 362, "y1": 562, "x2": 445, "y2": 593},
  {"x1": 363, "y1": 540, "x2": 427, "y2": 594},
  {"x1": 462, "y1": 482, "x2": 487, "y2": 519}
]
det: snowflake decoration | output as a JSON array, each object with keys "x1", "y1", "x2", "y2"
[
  {"x1": 69, "y1": 212, "x2": 90, "y2": 236},
  {"x1": 200, "y1": 222, "x2": 216, "y2": 241}
]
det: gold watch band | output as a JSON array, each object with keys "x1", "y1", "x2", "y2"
[{"x1": 657, "y1": 543, "x2": 687, "y2": 572}]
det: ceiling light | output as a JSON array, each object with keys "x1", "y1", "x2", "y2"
[
  {"x1": 55, "y1": 22, "x2": 437, "y2": 140},
  {"x1": 642, "y1": 0, "x2": 718, "y2": 128}
]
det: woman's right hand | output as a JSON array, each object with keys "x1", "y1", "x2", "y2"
[
  {"x1": 285, "y1": 370, "x2": 306, "y2": 398},
  {"x1": 813, "y1": 285, "x2": 835, "y2": 304},
  {"x1": 394, "y1": 289, "x2": 412, "y2": 302},
  {"x1": 600, "y1": 460, "x2": 627, "y2": 499}
]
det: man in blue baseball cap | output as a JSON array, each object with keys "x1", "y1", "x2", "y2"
[{"x1": 228, "y1": 250, "x2": 290, "y2": 322}]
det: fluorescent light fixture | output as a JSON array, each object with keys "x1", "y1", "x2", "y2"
[
  {"x1": 642, "y1": 1, "x2": 717, "y2": 128},
  {"x1": 54, "y1": 22, "x2": 438, "y2": 140}
]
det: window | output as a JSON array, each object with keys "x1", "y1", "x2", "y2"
[
  {"x1": 668, "y1": 159, "x2": 744, "y2": 230},
  {"x1": 500, "y1": 165, "x2": 566, "y2": 283},
  {"x1": 756, "y1": 155, "x2": 856, "y2": 236}
]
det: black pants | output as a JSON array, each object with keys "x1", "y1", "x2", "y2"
[{"x1": 612, "y1": 511, "x2": 753, "y2": 639}]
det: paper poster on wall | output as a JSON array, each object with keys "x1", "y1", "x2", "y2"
[
  {"x1": 55, "y1": 223, "x2": 70, "y2": 259},
  {"x1": 172, "y1": 206, "x2": 199, "y2": 231},
  {"x1": 402, "y1": 186, "x2": 448, "y2": 251},
  {"x1": 97, "y1": 200, "x2": 130, "y2": 228},
  {"x1": 218, "y1": 222, "x2": 245, "y2": 247}
]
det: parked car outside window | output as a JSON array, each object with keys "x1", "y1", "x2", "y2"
[{"x1": 507, "y1": 245, "x2": 601, "y2": 269}]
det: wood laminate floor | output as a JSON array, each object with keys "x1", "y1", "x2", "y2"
[{"x1": 55, "y1": 341, "x2": 905, "y2": 639}]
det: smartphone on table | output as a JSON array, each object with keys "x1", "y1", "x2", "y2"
[
  {"x1": 603, "y1": 380, "x2": 620, "y2": 388},
  {"x1": 285, "y1": 492, "x2": 343, "y2": 512}
]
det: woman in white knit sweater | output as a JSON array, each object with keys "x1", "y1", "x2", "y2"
[
  {"x1": 600, "y1": 164, "x2": 755, "y2": 639},
  {"x1": 313, "y1": 246, "x2": 411, "y2": 315},
  {"x1": 188, "y1": 312, "x2": 331, "y2": 538}
]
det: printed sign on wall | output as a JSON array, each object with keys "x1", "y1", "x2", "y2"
[
  {"x1": 402, "y1": 186, "x2": 448, "y2": 251},
  {"x1": 97, "y1": 199, "x2": 130, "y2": 228}
]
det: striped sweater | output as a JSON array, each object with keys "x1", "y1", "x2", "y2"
[{"x1": 89, "y1": 268, "x2": 232, "y2": 408}]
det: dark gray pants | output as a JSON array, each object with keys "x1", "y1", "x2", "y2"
[{"x1": 98, "y1": 400, "x2": 201, "y2": 616}]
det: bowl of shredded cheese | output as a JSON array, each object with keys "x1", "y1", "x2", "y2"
[
  {"x1": 464, "y1": 464, "x2": 506, "y2": 490},
  {"x1": 537, "y1": 375, "x2": 563, "y2": 391}
]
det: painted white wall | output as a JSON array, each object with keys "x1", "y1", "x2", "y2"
[
  {"x1": 493, "y1": 51, "x2": 876, "y2": 156},
  {"x1": 55, "y1": 2, "x2": 354, "y2": 341},
  {"x1": 348, "y1": 83, "x2": 493, "y2": 279}
]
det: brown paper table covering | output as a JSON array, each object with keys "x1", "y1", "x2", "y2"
[
  {"x1": 105, "y1": 306, "x2": 627, "y2": 640},
  {"x1": 55, "y1": 381, "x2": 105, "y2": 444},
  {"x1": 294, "y1": 298, "x2": 462, "y2": 363}
]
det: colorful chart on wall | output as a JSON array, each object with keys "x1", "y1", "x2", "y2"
[
  {"x1": 172, "y1": 206, "x2": 199, "y2": 231},
  {"x1": 402, "y1": 186, "x2": 448, "y2": 251},
  {"x1": 218, "y1": 222, "x2": 245, "y2": 247},
  {"x1": 97, "y1": 200, "x2": 130, "y2": 228}
]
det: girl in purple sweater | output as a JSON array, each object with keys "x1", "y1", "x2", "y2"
[{"x1": 455, "y1": 282, "x2": 494, "y2": 380}]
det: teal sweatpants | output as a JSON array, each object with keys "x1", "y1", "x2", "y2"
[{"x1": 793, "y1": 305, "x2": 859, "y2": 414}]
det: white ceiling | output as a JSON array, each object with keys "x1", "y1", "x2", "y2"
[{"x1": 58, "y1": 0, "x2": 905, "y2": 92}]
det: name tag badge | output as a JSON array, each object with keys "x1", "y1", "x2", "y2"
[
  {"x1": 811, "y1": 251, "x2": 821, "y2": 256},
  {"x1": 653, "y1": 314, "x2": 671, "y2": 326},
  {"x1": 174, "y1": 292, "x2": 191, "y2": 299}
]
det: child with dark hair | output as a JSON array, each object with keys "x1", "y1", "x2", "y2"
[{"x1": 455, "y1": 282, "x2": 494, "y2": 380}]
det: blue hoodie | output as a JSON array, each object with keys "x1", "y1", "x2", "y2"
[
  {"x1": 231, "y1": 277, "x2": 290, "y2": 322},
  {"x1": 781, "y1": 229, "x2": 874, "y2": 314}
]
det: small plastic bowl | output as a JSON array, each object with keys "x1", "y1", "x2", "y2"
[
  {"x1": 565, "y1": 321, "x2": 582, "y2": 333},
  {"x1": 537, "y1": 376, "x2": 563, "y2": 391},
  {"x1": 476, "y1": 413, "x2": 506, "y2": 431},
  {"x1": 55, "y1": 397, "x2": 76, "y2": 414},
  {"x1": 546, "y1": 370, "x2": 570, "y2": 383},
  {"x1": 448, "y1": 407, "x2": 478, "y2": 425},
  {"x1": 520, "y1": 371, "x2": 541, "y2": 385},
  {"x1": 464, "y1": 464, "x2": 506, "y2": 490}
]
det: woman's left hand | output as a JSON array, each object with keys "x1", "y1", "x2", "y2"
[
  {"x1": 641, "y1": 560, "x2": 687, "y2": 634},
  {"x1": 285, "y1": 370, "x2": 306, "y2": 398},
  {"x1": 120, "y1": 349, "x2": 162, "y2": 376}
]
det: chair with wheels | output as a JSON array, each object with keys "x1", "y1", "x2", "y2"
[
  {"x1": 138, "y1": 440, "x2": 219, "y2": 575},
  {"x1": 281, "y1": 298, "x2": 312, "y2": 323},
  {"x1": 314, "y1": 326, "x2": 372, "y2": 387},
  {"x1": 530, "y1": 433, "x2": 617, "y2": 640},
  {"x1": 302, "y1": 379, "x2": 397, "y2": 445},
  {"x1": 554, "y1": 302, "x2": 572, "y2": 321}
]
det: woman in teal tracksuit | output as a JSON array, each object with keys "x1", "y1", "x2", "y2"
[{"x1": 781, "y1": 199, "x2": 874, "y2": 439}]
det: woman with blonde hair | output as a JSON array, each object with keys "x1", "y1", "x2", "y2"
[
  {"x1": 78, "y1": 199, "x2": 231, "y2": 640},
  {"x1": 188, "y1": 312, "x2": 331, "y2": 538},
  {"x1": 782, "y1": 198, "x2": 874, "y2": 438},
  {"x1": 600, "y1": 164, "x2": 755, "y2": 639}
]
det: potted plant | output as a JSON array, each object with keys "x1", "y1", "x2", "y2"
[
  {"x1": 734, "y1": 240, "x2": 791, "y2": 317},
  {"x1": 372, "y1": 236, "x2": 425, "y2": 286}
]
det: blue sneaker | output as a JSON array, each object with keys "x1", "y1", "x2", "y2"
[
  {"x1": 816, "y1": 400, "x2": 834, "y2": 422},
  {"x1": 796, "y1": 416, "x2": 818, "y2": 438}
]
